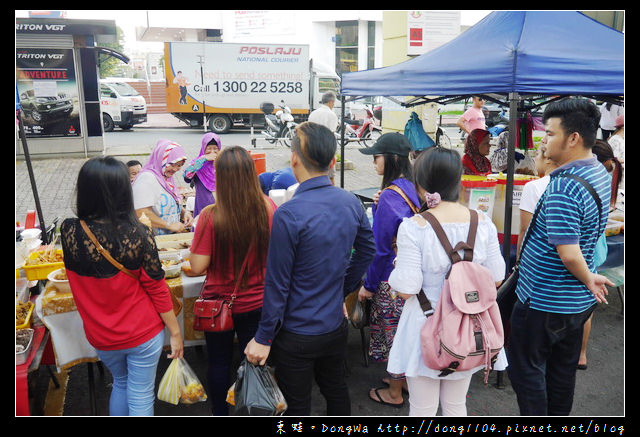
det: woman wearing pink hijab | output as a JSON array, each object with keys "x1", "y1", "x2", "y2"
[
  {"x1": 133, "y1": 139, "x2": 193, "y2": 234},
  {"x1": 183, "y1": 132, "x2": 221, "y2": 217}
]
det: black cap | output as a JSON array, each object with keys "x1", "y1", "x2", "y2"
[{"x1": 359, "y1": 132, "x2": 412, "y2": 157}]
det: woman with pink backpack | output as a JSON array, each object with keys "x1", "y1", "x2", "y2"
[{"x1": 386, "y1": 147, "x2": 507, "y2": 416}]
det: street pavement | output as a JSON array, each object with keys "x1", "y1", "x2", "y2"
[{"x1": 17, "y1": 114, "x2": 624, "y2": 419}]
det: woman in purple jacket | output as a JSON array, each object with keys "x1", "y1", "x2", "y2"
[
  {"x1": 358, "y1": 133, "x2": 421, "y2": 409},
  {"x1": 183, "y1": 132, "x2": 221, "y2": 217}
]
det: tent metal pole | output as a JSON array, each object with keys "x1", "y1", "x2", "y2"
[
  {"x1": 17, "y1": 110, "x2": 49, "y2": 244},
  {"x1": 340, "y1": 94, "x2": 346, "y2": 188},
  {"x1": 502, "y1": 92, "x2": 519, "y2": 270}
]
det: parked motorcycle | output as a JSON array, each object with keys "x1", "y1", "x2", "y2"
[
  {"x1": 261, "y1": 100, "x2": 297, "y2": 147},
  {"x1": 336, "y1": 104, "x2": 382, "y2": 148}
]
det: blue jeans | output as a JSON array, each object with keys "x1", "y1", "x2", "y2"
[
  {"x1": 506, "y1": 299, "x2": 595, "y2": 416},
  {"x1": 96, "y1": 330, "x2": 164, "y2": 416}
]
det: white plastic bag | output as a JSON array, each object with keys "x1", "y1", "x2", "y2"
[{"x1": 157, "y1": 358, "x2": 207, "y2": 405}]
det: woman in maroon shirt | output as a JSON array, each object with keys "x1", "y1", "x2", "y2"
[
  {"x1": 462, "y1": 128, "x2": 492, "y2": 176},
  {"x1": 188, "y1": 146, "x2": 277, "y2": 415},
  {"x1": 61, "y1": 156, "x2": 183, "y2": 416}
]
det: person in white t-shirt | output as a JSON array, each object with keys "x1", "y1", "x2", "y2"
[
  {"x1": 308, "y1": 91, "x2": 338, "y2": 132},
  {"x1": 516, "y1": 146, "x2": 558, "y2": 257},
  {"x1": 308, "y1": 91, "x2": 338, "y2": 184},
  {"x1": 598, "y1": 102, "x2": 623, "y2": 140},
  {"x1": 133, "y1": 139, "x2": 192, "y2": 235}
]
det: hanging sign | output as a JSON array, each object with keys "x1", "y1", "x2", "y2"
[{"x1": 407, "y1": 11, "x2": 460, "y2": 56}]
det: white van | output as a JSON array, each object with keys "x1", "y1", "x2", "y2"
[{"x1": 99, "y1": 80, "x2": 147, "y2": 131}]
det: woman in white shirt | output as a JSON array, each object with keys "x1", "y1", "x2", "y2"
[
  {"x1": 387, "y1": 147, "x2": 506, "y2": 416},
  {"x1": 517, "y1": 146, "x2": 558, "y2": 257},
  {"x1": 133, "y1": 139, "x2": 193, "y2": 234}
]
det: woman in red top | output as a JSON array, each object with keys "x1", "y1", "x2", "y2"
[
  {"x1": 61, "y1": 157, "x2": 183, "y2": 416},
  {"x1": 188, "y1": 146, "x2": 277, "y2": 415},
  {"x1": 462, "y1": 128, "x2": 492, "y2": 176}
]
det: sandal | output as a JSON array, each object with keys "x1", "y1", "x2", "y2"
[
  {"x1": 381, "y1": 378, "x2": 409, "y2": 395},
  {"x1": 369, "y1": 387, "x2": 404, "y2": 409}
]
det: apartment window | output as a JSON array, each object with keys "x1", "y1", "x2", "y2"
[
  {"x1": 367, "y1": 21, "x2": 375, "y2": 70},
  {"x1": 336, "y1": 21, "x2": 358, "y2": 76}
]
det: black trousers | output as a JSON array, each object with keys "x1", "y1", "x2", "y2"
[
  {"x1": 204, "y1": 308, "x2": 262, "y2": 416},
  {"x1": 506, "y1": 299, "x2": 595, "y2": 416},
  {"x1": 270, "y1": 319, "x2": 350, "y2": 416}
]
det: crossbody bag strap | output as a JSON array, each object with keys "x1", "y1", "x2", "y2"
[
  {"x1": 200, "y1": 242, "x2": 254, "y2": 304},
  {"x1": 80, "y1": 220, "x2": 138, "y2": 280},
  {"x1": 384, "y1": 185, "x2": 421, "y2": 214},
  {"x1": 231, "y1": 245, "x2": 253, "y2": 302},
  {"x1": 516, "y1": 172, "x2": 602, "y2": 269},
  {"x1": 557, "y1": 172, "x2": 603, "y2": 225}
]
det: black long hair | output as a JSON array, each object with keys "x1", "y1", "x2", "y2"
[
  {"x1": 75, "y1": 156, "x2": 140, "y2": 229},
  {"x1": 381, "y1": 153, "x2": 413, "y2": 189},
  {"x1": 413, "y1": 147, "x2": 462, "y2": 202}
]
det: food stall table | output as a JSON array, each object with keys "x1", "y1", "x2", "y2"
[
  {"x1": 16, "y1": 323, "x2": 48, "y2": 416},
  {"x1": 164, "y1": 273, "x2": 207, "y2": 347}
]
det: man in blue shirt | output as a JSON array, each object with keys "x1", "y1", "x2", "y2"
[
  {"x1": 245, "y1": 121, "x2": 376, "y2": 415},
  {"x1": 507, "y1": 98, "x2": 614, "y2": 416},
  {"x1": 258, "y1": 167, "x2": 297, "y2": 195}
]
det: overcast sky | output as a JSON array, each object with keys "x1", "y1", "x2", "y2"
[{"x1": 16, "y1": 10, "x2": 493, "y2": 52}]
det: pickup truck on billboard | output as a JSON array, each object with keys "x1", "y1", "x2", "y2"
[{"x1": 164, "y1": 42, "x2": 340, "y2": 134}]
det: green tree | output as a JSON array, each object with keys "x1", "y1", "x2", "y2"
[{"x1": 98, "y1": 26, "x2": 127, "y2": 78}]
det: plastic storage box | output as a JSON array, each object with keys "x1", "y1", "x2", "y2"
[{"x1": 22, "y1": 249, "x2": 64, "y2": 281}]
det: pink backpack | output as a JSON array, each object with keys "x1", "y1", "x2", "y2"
[{"x1": 418, "y1": 209, "x2": 504, "y2": 384}]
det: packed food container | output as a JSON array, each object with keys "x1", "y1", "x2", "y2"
[
  {"x1": 605, "y1": 220, "x2": 623, "y2": 237},
  {"x1": 47, "y1": 267, "x2": 71, "y2": 293},
  {"x1": 16, "y1": 301, "x2": 34, "y2": 330},
  {"x1": 16, "y1": 328, "x2": 34, "y2": 366},
  {"x1": 160, "y1": 252, "x2": 182, "y2": 279}
]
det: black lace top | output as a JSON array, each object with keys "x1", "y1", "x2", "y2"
[{"x1": 60, "y1": 218, "x2": 164, "y2": 280}]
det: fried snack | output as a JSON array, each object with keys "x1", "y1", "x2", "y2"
[
  {"x1": 16, "y1": 302, "x2": 32, "y2": 326},
  {"x1": 25, "y1": 250, "x2": 64, "y2": 265},
  {"x1": 139, "y1": 212, "x2": 152, "y2": 228},
  {"x1": 180, "y1": 382, "x2": 207, "y2": 404},
  {"x1": 53, "y1": 269, "x2": 68, "y2": 281}
]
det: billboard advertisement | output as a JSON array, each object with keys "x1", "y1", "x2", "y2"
[
  {"x1": 165, "y1": 42, "x2": 310, "y2": 114},
  {"x1": 16, "y1": 48, "x2": 81, "y2": 137}
]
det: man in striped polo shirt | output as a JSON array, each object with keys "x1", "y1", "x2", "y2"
[{"x1": 507, "y1": 98, "x2": 614, "y2": 416}]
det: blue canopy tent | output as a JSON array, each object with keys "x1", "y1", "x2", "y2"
[{"x1": 338, "y1": 10, "x2": 624, "y2": 267}]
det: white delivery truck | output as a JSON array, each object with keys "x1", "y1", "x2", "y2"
[
  {"x1": 99, "y1": 80, "x2": 148, "y2": 131},
  {"x1": 164, "y1": 42, "x2": 340, "y2": 134}
]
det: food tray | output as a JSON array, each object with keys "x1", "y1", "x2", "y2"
[
  {"x1": 22, "y1": 249, "x2": 64, "y2": 281},
  {"x1": 16, "y1": 328, "x2": 34, "y2": 366},
  {"x1": 605, "y1": 220, "x2": 623, "y2": 237},
  {"x1": 16, "y1": 301, "x2": 34, "y2": 330},
  {"x1": 156, "y1": 232, "x2": 193, "y2": 254},
  {"x1": 160, "y1": 252, "x2": 183, "y2": 279}
]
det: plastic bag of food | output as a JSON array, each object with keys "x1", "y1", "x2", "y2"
[
  {"x1": 158, "y1": 358, "x2": 207, "y2": 405},
  {"x1": 232, "y1": 359, "x2": 287, "y2": 416}
]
